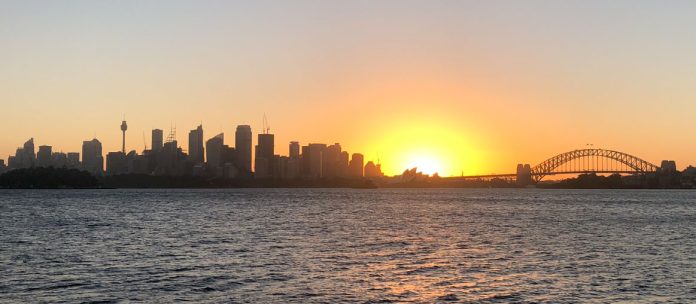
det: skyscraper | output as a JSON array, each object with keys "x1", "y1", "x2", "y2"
[
  {"x1": 206, "y1": 133, "x2": 225, "y2": 174},
  {"x1": 152, "y1": 129, "x2": 163, "y2": 152},
  {"x1": 349, "y1": 153, "x2": 365, "y2": 177},
  {"x1": 288, "y1": 141, "x2": 299, "y2": 157},
  {"x1": 235, "y1": 125, "x2": 252, "y2": 174},
  {"x1": 287, "y1": 141, "x2": 301, "y2": 178},
  {"x1": 307, "y1": 143, "x2": 326, "y2": 178},
  {"x1": 82, "y1": 138, "x2": 103, "y2": 176},
  {"x1": 188, "y1": 125, "x2": 204, "y2": 164},
  {"x1": 37, "y1": 145, "x2": 52, "y2": 167},
  {"x1": 254, "y1": 133, "x2": 274, "y2": 178},
  {"x1": 22, "y1": 138, "x2": 35, "y2": 168}
]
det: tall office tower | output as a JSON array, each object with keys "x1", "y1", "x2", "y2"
[
  {"x1": 206, "y1": 133, "x2": 225, "y2": 175},
  {"x1": 188, "y1": 125, "x2": 204, "y2": 164},
  {"x1": 52, "y1": 152, "x2": 67, "y2": 168},
  {"x1": 37, "y1": 145, "x2": 53, "y2": 167},
  {"x1": 0, "y1": 159, "x2": 5, "y2": 174},
  {"x1": 152, "y1": 129, "x2": 163, "y2": 152},
  {"x1": 339, "y1": 151, "x2": 349, "y2": 177},
  {"x1": 82, "y1": 138, "x2": 104, "y2": 176},
  {"x1": 254, "y1": 133, "x2": 274, "y2": 178},
  {"x1": 349, "y1": 153, "x2": 365, "y2": 177},
  {"x1": 235, "y1": 125, "x2": 252, "y2": 173},
  {"x1": 286, "y1": 141, "x2": 301, "y2": 179},
  {"x1": 289, "y1": 141, "x2": 300, "y2": 159},
  {"x1": 322, "y1": 143, "x2": 342, "y2": 178},
  {"x1": 307, "y1": 143, "x2": 326, "y2": 178},
  {"x1": 121, "y1": 120, "x2": 128, "y2": 153},
  {"x1": 67, "y1": 152, "x2": 80, "y2": 169},
  {"x1": 22, "y1": 138, "x2": 35, "y2": 168}
]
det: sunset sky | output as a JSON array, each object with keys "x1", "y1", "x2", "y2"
[{"x1": 2, "y1": 1, "x2": 696, "y2": 176}]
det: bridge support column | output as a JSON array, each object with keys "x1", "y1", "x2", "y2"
[{"x1": 517, "y1": 164, "x2": 532, "y2": 186}]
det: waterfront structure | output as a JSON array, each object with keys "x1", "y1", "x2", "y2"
[
  {"x1": 235, "y1": 125, "x2": 252, "y2": 174},
  {"x1": 188, "y1": 125, "x2": 204, "y2": 164}
]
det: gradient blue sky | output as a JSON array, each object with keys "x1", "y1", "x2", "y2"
[{"x1": 2, "y1": 0, "x2": 696, "y2": 175}]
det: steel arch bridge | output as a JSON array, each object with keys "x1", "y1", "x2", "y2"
[
  {"x1": 456, "y1": 148, "x2": 660, "y2": 183},
  {"x1": 530, "y1": 148, "x2": 659, "y2": 182}
]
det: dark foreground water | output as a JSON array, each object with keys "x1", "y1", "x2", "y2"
[{"x1": 1, "y1": 189, "x2": 696, "y2": 303}]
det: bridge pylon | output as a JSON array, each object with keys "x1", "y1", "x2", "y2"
[{"x1": 516, "y1": 164, "x2": 532, "y2": 186}]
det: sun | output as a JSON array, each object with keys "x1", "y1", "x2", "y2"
[{"x1": 405, "y1": 156, "x2": 441, "y2": 176}]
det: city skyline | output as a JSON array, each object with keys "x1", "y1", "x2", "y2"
[{"x1": 2, "y1": 1, "x2": 696, "y2": 176}]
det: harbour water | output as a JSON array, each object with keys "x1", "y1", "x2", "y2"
[{"x1": 1, "y1": 189, "x2": 696, "y2": 303}]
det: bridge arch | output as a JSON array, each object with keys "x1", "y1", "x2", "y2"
[{"x1": 530, "y1": 149, "x2": 659, "y2": 182}]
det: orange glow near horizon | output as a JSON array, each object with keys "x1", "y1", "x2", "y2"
[{"x1": 360, "y1": 119, "x2": 485, "y2": 177}]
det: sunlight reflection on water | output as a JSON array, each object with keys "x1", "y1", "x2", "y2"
[{"x1": 1, "y1": 188, "x2": 696, "y2": 303}]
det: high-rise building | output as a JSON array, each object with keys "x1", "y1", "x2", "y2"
[
  {"x1": 82, "y1": 138, "x2": 104, "y2": 176},
  {"x1": 322, "y1": 143, "x2": 343, "y2": 178},
  {"x1": 287, "y1": 141, "x2": 301, "y2": 179},
  {"x1": 67, "y1": 152, "x2": 80, "y2": 169},
  {"x1": 235, "y1": 125, "x2": 252, "y2": 174},
  {"x1": 254, "y1": 133, "x2": 274, "y2": 178},
  {"x1": 51, "y1": 152, "x2": 67, "y2": 168},
  {"x1": 206, "y1": 133, "x2": 225, "y2": 175},
  {"x1": 0, "y1": 159, "x2": 5, "y2": 174},
  {"x1": 306, "y1": 143, "x2": 326, "y2": 178},
  {"x1": 289, "y1": 141, "x2": 300, "y2": 159},
  {"x1": 18, "y1": 138, "x2": 36, "y2": 168},
  {"x1": 37, "y1": 145, "x2": 53, "y2": 167},
  {"x1": 365, "y1": 161, "x2": 384, "y2": 178},
  {"x1": 188, "y1": 125, "x2": 204, "y2": 164},
  {"x1": 106, "y1": 152, "x2": 127, "y2": 175},
  {"x1": 152, "y1": 129, "x2": 163, "y2": 152},
  {"x1": 349, "y1": 153, "x2": 364, "y2": 177}
]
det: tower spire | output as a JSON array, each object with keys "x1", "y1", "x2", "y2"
[{"x1": 120, "y1": 118, "x2": 128, "y2": 153}]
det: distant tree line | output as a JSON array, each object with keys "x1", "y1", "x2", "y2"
[{"x1": 0, "y1": 167, "x2": 98, "y2": 189}]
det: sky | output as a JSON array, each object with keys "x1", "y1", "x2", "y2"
[{"x1": 2, "y1": 0, "x2": 696, "y2": 176}]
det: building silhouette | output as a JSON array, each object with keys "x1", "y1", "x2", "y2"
[
  {"x1": 152, "y1": 129, "x2": 163, "y2": 152},
  {"x1": 287, "y1": 141, "x2": 301, "y2": 178},
  {"x1": 82, "y1": 138, "x2": 104, "y2": 176},
  {"x1": 188, "y1": 125, "x2": 204, "y2": 164},
  {"x1": 235, "y1": 125, "x2": 252, "y2": 174},
  {"x1": 106, "y1": 152, "x2": 127, "y2": 175},
  {"x1": 37, "y1": 145, "x2": 52, "y2": 167},
  {"x1": 67, "y1": 152, "x2": 80, "y2": 169},
  {"x1": 206, "y1": 133, "x2": 225, "y2": 176},
  {"x1": 51, "y1": 152, "x2": 67, "y2": 168},
  {"x1": 254, "y1": 133, "x2": 274, "y2": 178},
  {"x1": 364, "y1": 161, "x2": 383, "y2": 177},
  {"x1": 349, "y1": 153, "x2": 364, "y2": 177},
  {"x1": 305, "y1": 143, "x2": 326, "y2": 178},
  {"x1": 121, "y1": 120, "x2": 128, "y2": 153}
]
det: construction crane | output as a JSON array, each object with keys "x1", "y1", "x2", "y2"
[{"x1": 262, "y1": 114, "x2": 270, "y2": 134}]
